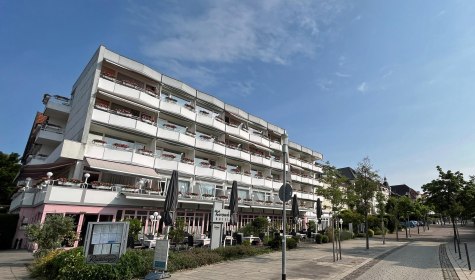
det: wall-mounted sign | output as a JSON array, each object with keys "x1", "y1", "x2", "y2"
[
  {"x1": 84, "y1": 222, "x2": 129, "y2": 264},
  {"x1": 153, "y1": 239, "x2": 170, "y2": 270},
  {"x1": 212, "y1": 208, "x2": 230, "y2": 223}
]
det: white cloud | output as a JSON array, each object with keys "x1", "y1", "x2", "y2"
[
  {"x1": 357, "y1": 82, "x2": 367, "y2": 92},
  {"x1": 335, "y1": 72, "x2": 351, "y2": 78},
  {"x1": 317, "y1": 78, "x2": 333, "y2": 91},
  {"x1": 132, "y1": 1, "x2": 345, "y2": 65}
]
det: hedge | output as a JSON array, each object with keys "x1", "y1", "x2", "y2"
[{"x1": 30, "y1": 245, "x2": 274, "y2": 280}]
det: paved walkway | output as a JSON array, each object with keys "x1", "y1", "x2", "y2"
[
  {"x1": 0, "y1": 250, "x2": 33, "y2": 280},
  {"x1": 1, "y1": 224, "x2": 474, "y2": 279}
]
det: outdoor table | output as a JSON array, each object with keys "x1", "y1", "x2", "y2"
[
  {"x1": 195, "y1": 238, "x2": 210, "y2": 246},
  {"x1": 243, "y1": 236, "x2": 261, "y2": 244}
]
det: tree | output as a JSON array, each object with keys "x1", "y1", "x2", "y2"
[
  {"x1": 26, "y1": 215, "x2": 77, "y2": 257},
  {"x1": 422, "y1": 166, "x2": 466, "y2": 239},
  {"x1": 0, "y1": 152, "x2": 21, "y2": 206},
  {"x1": 352, "y1": 157, "x2": 380, "y2": 249},
  {"x1": 398, "y1": 196, "x2": 414, "y2": 239},
  {"x1": 124, "y1": 218, "x2": 142, "y2": 247},
  {"x1": 317, "y1": 162, "x2": 348, "y2": 214},
  {"x1": 169, "y1": 217, "x2": 186, "y2": 244},
  {"x1": 385, "y1": 196, "x2": 400, "y2": 240}
]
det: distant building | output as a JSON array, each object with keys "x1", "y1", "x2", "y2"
[{"x1": 390, "y1": 184, "x2": 418, "y2": 200}]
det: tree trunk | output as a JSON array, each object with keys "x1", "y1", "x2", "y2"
[{"x1": 396, "y1": 219, "x2": 399, "y2": 241}]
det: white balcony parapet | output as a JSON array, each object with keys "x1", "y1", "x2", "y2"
[
  {"x1": 195, "y1": 139, "x2": 226, "y2": 155},
  {"x1": 225, "y1": 147, "x2": 251, "y2": 161},
  {"x1": 91, "y1": 109, "x2": 158, "y2": 137},
  {"x1": 159, "y1": 99, "x2": 196, "y2": 121},
  {"x1": 249, "y1": 133, "x2": 270, "y2": 148},
  {"x1": 196, "y1": 113, "x2": 225, "y2": 131},
  {"x1": 157, "y1": 127, "x2": 195, "y2": 147},
  {"x1": 226, "y1": 124, "x2": 249, "y2": 140},
  {"x1": 98, "y1": 77, "x2": 159, "y2": 108}
]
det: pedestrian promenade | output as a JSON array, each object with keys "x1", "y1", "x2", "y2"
[
  {"x1": 2, "y1": 224, "x2": 473, "y2": 280},
  {"x1": 445, "y1": 222, "x2": 475, "y2": 280},
  {"x1": 170, "y1": 237, "x2": 408, "y2": 280},
  {"x1": 0, "y1": 250, "x2": 33, "y2": 280}
]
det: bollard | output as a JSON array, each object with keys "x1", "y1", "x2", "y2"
[
  {"x1": 457, "y1": 238, "x2": 462, "y2": 259},
  {"x1": 464, "y1": 243, "x2": 471, "y2": 271}
]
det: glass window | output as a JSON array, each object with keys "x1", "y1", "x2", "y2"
[
  {"x1": 238, "y1": 189, "x2": 249, "y2": 200},
  {"x1": 178, "y1": 180, "x2": 190, "y2": 194},
  {"x1": 199, "y1": 183, "x2": 215, "y2": 196},
  {"x1": 253, "y1": 192, "x2": 265, "y2": 201}
]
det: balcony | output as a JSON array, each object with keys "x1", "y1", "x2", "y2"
[
  {"x1": 194, "y1": 166, "x2": 226, "y2": 180},
  {"x1": 196, "y1": 112, "x2": 225, "y2": 131},
  {"x1": 35, "y1": 125, "x2": 64, "y2": 144},
  {"x1": 225, "y1": 124, "x2": 249, "y2": 140},
  {"x1": 301, "y1": 161, "x2": 312, "y2": 170},
  {"x1": 249, "y1": 133, "x2": 270, "y2": 148},
  {"x1": 157, "y1": 127, "x2": 195, "y2": 147},
  {"x1": 43, "y1": 94, "x2": 70, "y2": 116},
  {"x1": 269, "y1": 140, "x2": 281, "y2": 151},
  {"x1": 154, "y1": 158, "x2": 195, "y2": 174},
  {"x1": 195, "y1": 138, "x2": 226, "y2": 154},
  {"x1": 251, "y1": 176, "x2": 265, "y2": 187},
  {"x1": 159, "y1": 99, "x2": 196, "y2": 121},
  {"x1": 226, "y1": 147, "x2": 251, "y2": 161},
  {"x1": 270, "y1": 160, "x2": 283, "y2": 170},
  {"x1": 288, "y1": 157, "x2": 301, "y2": 167},
  {"x1": 250, "y1": 154, "x2": 271, "y2": 167},
  {"x1": 97, "y1": 77, "x2": 159, "y2": 108},
  {"x1": 312, "y1": 164, "x2": 323, "y2": 173},
  {"x1": 91, "y1": 109, "x2": 158, "y2": 137}
]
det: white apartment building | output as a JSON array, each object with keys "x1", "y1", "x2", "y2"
[{"x1": 9, "y1": 46, "x2": 324, "y2": 249}]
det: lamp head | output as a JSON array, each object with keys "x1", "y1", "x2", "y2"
[
  {"x1": 150, "y1": 215, "x2": 155, "y2": 220},
  {"x1": 46, "y1": 172, "x2": 53, "y2": 178},
  {"x1": 84, "y1": 173, "x2": 90, "y2": 178},
  {"x1": 153, "y1": 211, "x2": 159, "y2": 217}
]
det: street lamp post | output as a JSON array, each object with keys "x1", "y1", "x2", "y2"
[
  {"x1": 339, "y1": 218, "x2": 343, "y2": 260},
  {"x1": 149, "y1": 212, "x2": 161, "y2": 237},
  {"x1": 25, "y1": 177, "x2": 32, "y2": 190},
  {"x1": 46, "y1": 172, "x2": 53, "y2": 186},
  {"x1": 84, "y1": 173, "x2": 90, "y2": 185},
  {"x1": 267, "y1": 216, "x2": 271, "y2": 237},
  {"x1": 281, "y1": 132, "x2": 288, "y2": 280}
]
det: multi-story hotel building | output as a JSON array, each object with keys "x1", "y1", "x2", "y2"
[{"x1": 9, "y1": 46, "x2": 324, "y2": 249}]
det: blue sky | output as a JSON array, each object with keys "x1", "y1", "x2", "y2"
[{"x1": 1, "y1": 1, "x2": 475, "y2": 190}]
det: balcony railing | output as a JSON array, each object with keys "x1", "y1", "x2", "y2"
[
  {"x1": 92, "y1": 108, "x2": 158, "y2": 137},
  {"x1": 98, "y1": 76, "x2": 160, "y2": 108},
  {"x1": 159, "y1": 98, "x2": 196, "y2": 121}
]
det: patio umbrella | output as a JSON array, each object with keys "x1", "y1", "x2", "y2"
[
  {"x1": 163, "y1": 170, "x2": 179, "y2": 226},
  {"x1": 229, "y1": 180, "x2": 239, "y2": 225},
  {"x1": 291, "y1": 194, "x2": 300, "y2": 225}
]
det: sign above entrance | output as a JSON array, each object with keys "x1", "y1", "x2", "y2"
[{"x1": 212, "y1": 208, "x2": 230, "y2": 223}]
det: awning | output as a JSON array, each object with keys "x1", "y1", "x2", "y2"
[
  {"x1": 18, "y1": 160, "x2": 76, "y2": 180},
  {"x1": 85, "y1": 158, "x2": 160, "y2": 179}
]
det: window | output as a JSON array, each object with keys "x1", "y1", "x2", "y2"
[
  {"x1": 199, "y1": 183, "x2": 215, "y2": 196},
  {"x1": 178, "y1": 180, "x2": 190, "y2": 194},
  {"x1": 238, "y1": 189, "x2": 249, "y2": 200}
]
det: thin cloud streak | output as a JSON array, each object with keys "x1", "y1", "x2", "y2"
[{"x1": 133, "y1": 1, "x2": 345, "y2": 65}]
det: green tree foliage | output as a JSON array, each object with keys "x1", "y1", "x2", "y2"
[
  {"x1": 26, "y1": 215, "x2": 77, "y2": 257},
  {"x1": 317, "y1": 162, "x2": 348, "y2": 214},
  {"x1": 0, "y1": 152, "x2": 21, "y2": 205},
  {"x1": 169, "y1": 217, "x2": 186, "y2": 244},
  {"x1": 352, "y1": 157, "x2": 380, "y2": 249},
  {"x1": 239, "y1": 216, "x2": 270, "y2": 237},
  {"x1": 422, "y1": 166, "x2": 466, "y2": 238},
  {"x1": 385, "y1": 196, "x2": 400, "y2": 239},
  {"x1": 339, "y1": 209, "x2": 364, "y2": 232},
  {"x1": 124, "y1": 218, "x2": 142, "y2": 241}
]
